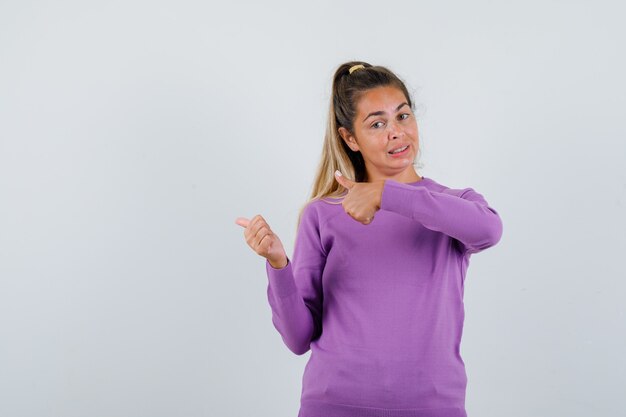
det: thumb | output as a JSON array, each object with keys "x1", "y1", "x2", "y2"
[
  {"x1": 335, "y1": 170, "x2": 355, "y2": 190},
  {"x1": 235, "y1": 217, "x2": 250, "y2": 228}
]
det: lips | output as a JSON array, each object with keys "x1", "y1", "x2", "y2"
[{"x1": 388, "y1": 144, "x2": 409, "y2": 154}]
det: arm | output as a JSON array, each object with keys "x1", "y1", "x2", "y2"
[
  {"x1": 265, "y1": 203, "x2": 325, "y2": 355},
  {"x1": 380, "y1": 180, "x2": 503, "y2": 256}
]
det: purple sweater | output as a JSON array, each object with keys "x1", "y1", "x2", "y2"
[{"x1": 265, "y1": 176, "x2": 503, "y2": 417}]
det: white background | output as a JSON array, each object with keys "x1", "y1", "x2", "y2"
[{"x1": 1, "y1": 1, "x2": 625, "y2": 416}]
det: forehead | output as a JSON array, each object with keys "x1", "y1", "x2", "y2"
[{"x1": 356, "y1": 86, "x2": 407, "y2": 113}]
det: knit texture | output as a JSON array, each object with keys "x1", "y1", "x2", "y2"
[{"x1": 266, "y1": 176, "x2": 503, "y2": 417}]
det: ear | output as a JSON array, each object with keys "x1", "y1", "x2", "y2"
[{"x1": 338, "y1": 127, "x2": 360, "y2": 152}]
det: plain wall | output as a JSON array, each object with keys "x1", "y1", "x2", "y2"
[{"x1": 1, "y1": 1, "x2": 625, "y2": 416}]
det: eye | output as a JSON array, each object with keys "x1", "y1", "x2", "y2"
[
  {"x1": 371, "y1": 121, "x2": 384, "y2": 129},
  {"x1": 399, "y1": 113, "x2": 410, "y2": 120}
]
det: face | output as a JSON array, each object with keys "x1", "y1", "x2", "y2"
[{"x1": 338, "y1": 86, "x2": 419, "y2": 182}]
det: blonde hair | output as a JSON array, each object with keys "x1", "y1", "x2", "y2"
[{"x1": 295, "y1": 61, "x2": 423, "y2": 232}]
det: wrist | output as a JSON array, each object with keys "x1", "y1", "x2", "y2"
[
  {"x1": 268, "y1": 256, "x2": 288, "y2": 269},
  {"x1": 376, "y1": 180, "x2": 385, "y2": 208}
]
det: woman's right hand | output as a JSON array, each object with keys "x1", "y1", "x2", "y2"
[{"x1": 235, "y1": 215, "x2": 288, "y2": 269}]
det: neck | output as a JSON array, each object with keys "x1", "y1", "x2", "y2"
[{"x1": 365, "y1": 170, "x2": 422, "y2": 184}]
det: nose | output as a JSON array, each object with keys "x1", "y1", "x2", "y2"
[{"x1": 387, "y1": 119, "x2": 403, "y2": 139}]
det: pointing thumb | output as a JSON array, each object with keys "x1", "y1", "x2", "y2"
[
  {"x1": 335, "y1": 170, "x2": 354, "y2": 189},
  {"x1": 235, "y1": 217, "x2": 250, "y2": 228}
]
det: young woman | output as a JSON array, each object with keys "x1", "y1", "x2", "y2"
[{"x1": 235, "y1": 61, "x2": 503, "y2": 417}]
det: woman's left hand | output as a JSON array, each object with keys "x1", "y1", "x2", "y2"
[{"x1": 334, "y1": 170, "x2": 385, "y2": 225}]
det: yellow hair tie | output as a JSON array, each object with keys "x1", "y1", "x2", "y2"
[{"x1": 349, "y1": 64, "x2": 365, "y2": 74}]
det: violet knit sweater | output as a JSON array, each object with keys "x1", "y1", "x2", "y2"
[{"x1": 265, "y1": 176, "x2": 503, "y2": 417}]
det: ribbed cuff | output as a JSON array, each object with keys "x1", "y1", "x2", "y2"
[
  {"x1": 300, "y1": 399, "x2": 467, "y2": 417},
  {"x1": 380, "y1": 180, "x2": 426, "y2": 220},
  {"x1": 266, "y1": 258, "x2": 298, "y2": 297}
]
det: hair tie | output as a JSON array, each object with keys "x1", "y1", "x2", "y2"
[{"x1": 349, "y1": 64, "x2": 365, "y2": 74}]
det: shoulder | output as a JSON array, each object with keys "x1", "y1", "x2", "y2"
[
  {"x1": 423, "y1": 176, "x2": 481, "y2": 199},
  {"x1": 300, "y1": 196, "x2": 345, "y2": 227}
]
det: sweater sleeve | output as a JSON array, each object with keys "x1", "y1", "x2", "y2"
[
  {"x1": 265, "y1": 203, "x2": 326, "y2": 355},
  {"x1": 380, "y1": 180, "x2": 503, "y2": 257}
]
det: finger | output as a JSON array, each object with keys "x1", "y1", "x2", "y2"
[
  {"x1": 257, "y1": 228, "x2": 274, "y2": 251},
  {"x1": 254, "y1": 226, "x2": 275, "y2": 253},
  {"x1": 253, "y1": 223, "x2": 271, "y2": 242},
  {"x1": 335, "y1": 170, "x2": 355, "y2": 190},
  {"x1": 242, "y1": 215, "x2": 264, "y2": 241},
  {"x1": 248, "y1": 216, "x2": 271, "y2": 242},
  {"x1": 235, "y1": 217, "x2": 249, "y2": 228},
  {"x1": 247, "y1": 214, "x2": 264, "y2": 230}
]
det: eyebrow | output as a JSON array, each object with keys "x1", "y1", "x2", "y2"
[{"x1": 363, "y1": 102, "x2": 409, "y2": 122}]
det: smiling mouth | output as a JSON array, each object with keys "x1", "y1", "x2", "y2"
[{"x1": 388, "y1": 145, "x2": 409, "y2": 155}]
